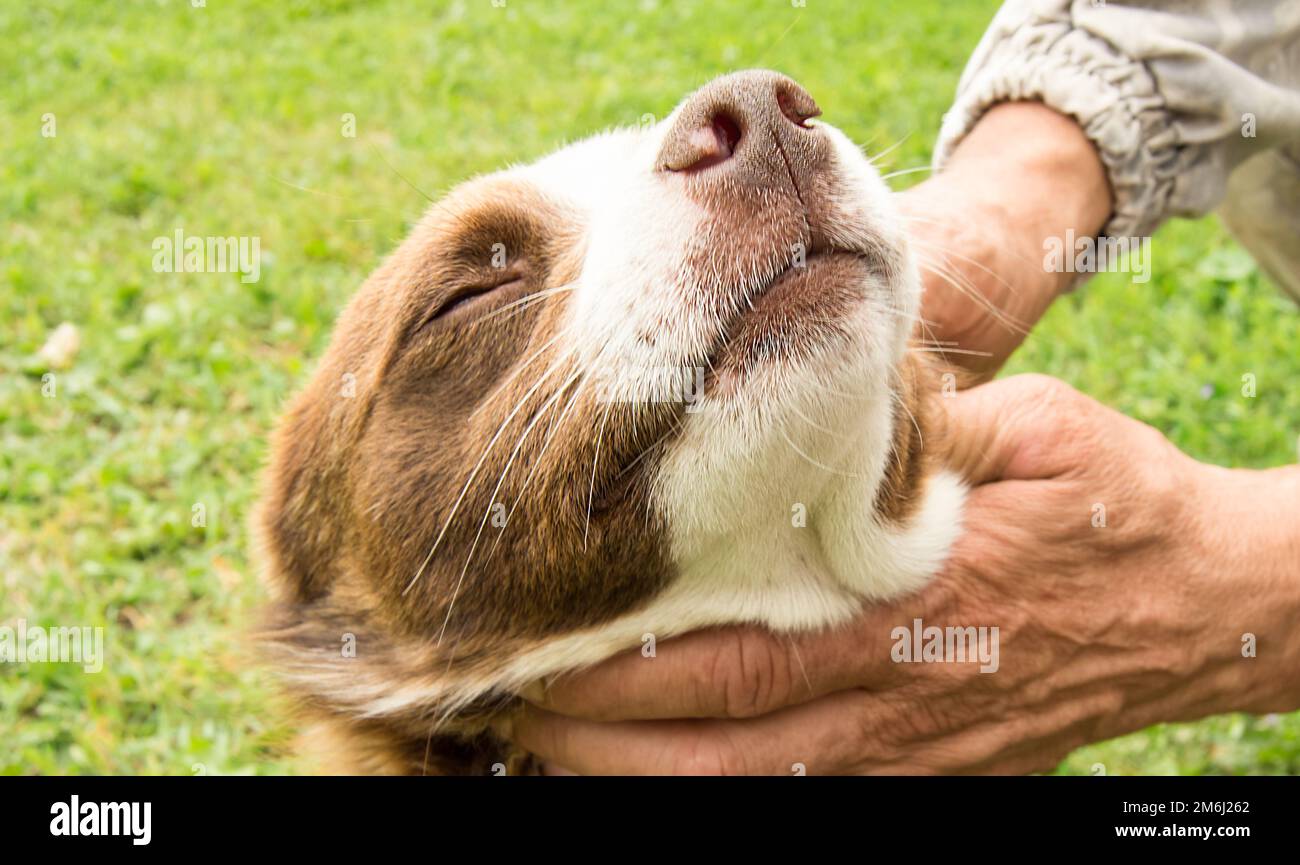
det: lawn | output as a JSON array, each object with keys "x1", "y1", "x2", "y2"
[{"x1": 3, "y1": 0, "x2": 1298, "y2": 775}]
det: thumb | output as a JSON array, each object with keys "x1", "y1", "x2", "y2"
[{"x1": 936, "y1": 373, "x2": 1082, "y2": 485}]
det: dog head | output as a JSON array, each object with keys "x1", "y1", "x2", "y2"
[{"x1": 258, "y1": 71, "x2": 963, "y2": 771}]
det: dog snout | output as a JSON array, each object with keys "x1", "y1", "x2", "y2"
[{"x1": 656, "y1": 70, "x2": 826, "y2": 184}]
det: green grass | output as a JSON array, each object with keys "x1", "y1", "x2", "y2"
[{"x1": 3, "y1": 0, "x2": 1297, "y2": 775}]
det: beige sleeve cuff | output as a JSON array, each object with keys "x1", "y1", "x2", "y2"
[{"x1": 933, "y1": 14, "x2": 1181, "y2": 243}]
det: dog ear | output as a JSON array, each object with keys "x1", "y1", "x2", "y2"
[
  {"x1": 255, "y1": 276, "x2": 401, "y2": 603},
  {"x1": 256, "y1": 394, "x2": 348, "y2": 603}
]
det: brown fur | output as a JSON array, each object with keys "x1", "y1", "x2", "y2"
[
  {"x1": 255, "y1": 178, "x2": 681, "y2": 773},
  {"x1": 255, "y1": 72, "x2": 950, "y2": 774}
]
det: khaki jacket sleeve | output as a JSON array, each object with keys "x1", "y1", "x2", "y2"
[{"x1": 934, "y1": 1, "x2": 1300, "y2": 298}]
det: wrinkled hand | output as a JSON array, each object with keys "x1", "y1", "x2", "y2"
[
  {"x1": 514, "y1": 375, "x2": 1300, "y2": 774},
  {"x1": 900, "y1": 102, "x2": 1113, "y2": 381}
]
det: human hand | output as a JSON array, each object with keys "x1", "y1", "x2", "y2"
[
  {"x1": 898, "y1": 103, "x2": 1113, "y2": 380},
  {"x1": 513, "y1": 375, "x2": 1300, "y2": 774}
]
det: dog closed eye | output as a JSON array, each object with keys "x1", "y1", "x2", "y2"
[
  {"x1": 417, "y1": 267, "x2": 531, "y2": 331},
  {"x1": 259, "y1": 70, "x2": 962, "y2": 776},
  {"x1": 437, "y1": 272, "x2": 527, "y2": 319}
]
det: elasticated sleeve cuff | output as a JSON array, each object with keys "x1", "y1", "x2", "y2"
[{"x1": 933, "y1": 17, "x2": 1182, "y2": 242}]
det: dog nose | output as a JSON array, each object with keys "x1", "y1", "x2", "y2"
[{"x1": 657, "y1": 70, "x2": 822, "y2": 174}]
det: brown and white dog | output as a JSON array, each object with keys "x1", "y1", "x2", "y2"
[{"x1": 256, "y1": 70, "x2": 966, "y2": 774}]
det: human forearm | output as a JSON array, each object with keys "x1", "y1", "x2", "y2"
[
  {"x1": 901, "y1": 102, "x2": 1111, "y2": 378},
  {"x1": 936, "y1": 0, "x2": 1300, "y2": 243},
  {"x1": 1191, "y1": 464, "x2": 1300, "y2": 718}
]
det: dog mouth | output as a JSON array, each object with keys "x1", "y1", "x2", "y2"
[{"x1": 701, "y1": 249, "x2": 875, "y2": 394}]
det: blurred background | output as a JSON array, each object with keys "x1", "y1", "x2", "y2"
[{"x1": 3, "y1": 0, "x2": 1298, "y2": 775}]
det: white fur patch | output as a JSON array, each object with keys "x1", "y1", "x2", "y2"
[
  {"x1": 498, "y1": 119, "x2": 964, "y2": 692},
  {"x1": 351, "y1": 95, "x2": 967, "y2": 718}
]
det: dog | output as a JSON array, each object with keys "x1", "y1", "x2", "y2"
[{"x1": 256, "y1": 70, "x2": 966, "y2": 774}]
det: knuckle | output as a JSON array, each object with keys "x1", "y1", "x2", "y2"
[
  {"x1": 668, "y1": 730, "x2": 747, "y2": 776},
  {"x1": 1008, "y1": 374, "x2": 1088, "y2": 435},
  {"x1": 1134, "y1": 419, "x2": 1175, "y2": 457},
  {"x1": 713, "y1": 629, "x2": 791, "y2": 718},
  {"x1": 1015, "y1": 373, "x2": 1074, "y2": 403},
  {"x1": 1019, "y1": 373, "x2": 1087, "y2": 415},
  {"x1": 1026, "y1": 376, "x2": 1127, "y2": 462}
]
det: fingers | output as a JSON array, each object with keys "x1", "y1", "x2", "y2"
[
  {"x1": 529, "y1": 570, "x2": 990, "y2": 723},
  {"x1": 515, "y1": 691, "x2": 874, "y2": 776},
  {"x1": 938, "y1": 373, "x2": 1093, "y2": 485},
  {"x1": 518, "y1": 375, "x2": 1094, "y2": 758},
  {"x1": 531, "y1": 624, "x2": 875, "y2": 722}
]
